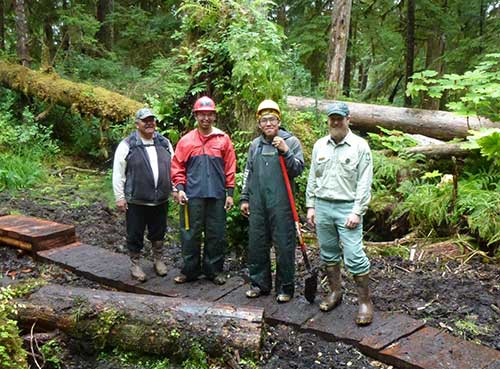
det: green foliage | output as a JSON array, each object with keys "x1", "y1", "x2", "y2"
[
  {"x1": 455, "y1": 316, "x2": 490, "y2": 337},
  {"x1": 178, "y1": 0, "x2": 291, "y2": 130},
  {"x1": 98, "y1": 348, "x2": 171, "y2": 369},
  {"x1": 58, "y1": 4, "x2": 100, "y2": 52},
  {"x1": 39, "y1": 339, "x2": 64, "y2": 369},
  {"x1": 464, "y1": 128, "x2": 500, "y2": 166},
  {"x1": 181, "y1": 342, "x2": 208, "y2": 369},
  {"x1": 0, "y1": 287, "x2": 28, "y2": 369},
  {"x1": 393, "y1": 179, "x2": 453, "y2": 230},
  {"x1": 407, "y1": 54, "x2": 500, "y2": 122},
  {"x1": 367, "y1": 127, "x2": 418, "y2": 152}
]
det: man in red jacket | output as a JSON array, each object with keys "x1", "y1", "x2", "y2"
[{"x1": 171, "y1": 96, "x2": 236, "y2": 285}]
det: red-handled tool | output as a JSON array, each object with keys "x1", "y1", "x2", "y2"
[{"x1": 279, "y1": 155, "x2": 318, "y2": 303}]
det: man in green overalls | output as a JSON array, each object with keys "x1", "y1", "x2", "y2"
[{"x1": 240, "y1": 100, "x2": 305, "y2": 303}]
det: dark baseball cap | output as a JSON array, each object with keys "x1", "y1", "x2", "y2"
[{"x1": 327, "y1": 102, "x2": 349, "y2": 117}]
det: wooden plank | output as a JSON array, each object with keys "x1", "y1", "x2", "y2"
[
  {"x1": 358, "y1": 314, "x2": 425, "y2": 351},
  {"x1": 378, "y1": 327, "x2": 462, "y2": 369},
  {"x1": 0, "y1": 215, "x2": 76, "y2": 251},
  {"x1": 0, "y1": 235, "x2": 32, "y2": 250},
  {"x1": 302, "y1": 303, "x2": 389, "y2": 345},
  {"x1": 266, "y1": 297, "x2": 319, "y2": 327},
  {"x1": 419, "y1": 339, "x2": 500, "y2": 369},
  {"x1": 484, "y1": 359, "x2": 500, "y2": 369}
]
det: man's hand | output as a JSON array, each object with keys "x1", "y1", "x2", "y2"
[
  {"x1": 345, "y1": 213, "x2": 361, "y2": 229},
  {"x1": 116, "y1": 199, "x2": 127, "y2": 212},
  {"x1": 224, "y1": 196, "x2": 234, "y2": 211},
  {"x1": 177, "y1": 190, "x2": 188, "y2": 205},
  {"x1": 272, "y1": 136, "x2": 289, "y2": 153},
  {"x1": 172, "y1": 191, "x2": 179, "y2": 203},
  {"x1": 306, "y1": 208, "x2": 315, "y2": 228},
  {"x1": 240, "y1": 202, "x2": 250, "y2": 218}
]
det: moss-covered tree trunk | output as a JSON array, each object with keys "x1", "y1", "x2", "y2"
[
  {"x1": 17, "y1": 285, "x2": 263, "y2": 359},
  {"x1": 0, "y1": 60, "x2": 142, "y2": 122}
]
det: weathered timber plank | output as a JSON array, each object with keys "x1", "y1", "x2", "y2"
[
  {"x1": 302, "y1": 303, "x2": 389, "y2": 345},
  {"x1": 377, "y1": 326, "x2": 462, "y2": 369},
  {"x1": 0, "y1": 215, "x2": 75, "y2": 251},
  {"x1": 358, "y1": 314, "x2": 425, "y2": 351},
  {"x1": 266, "y1": 297, "x2": 319, "y2": 327},
  {"x1": 484, "y1": 359, "x2": 500, "y2": 369},
  {"x1": 419, "y1": 339, "x2": 500, "y2": 369}
]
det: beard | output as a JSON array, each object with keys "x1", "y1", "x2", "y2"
[{"x1": 329, "y1": 125, "x2": 348, "y2": 142}]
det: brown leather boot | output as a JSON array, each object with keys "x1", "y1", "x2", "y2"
[
  {"x1": 130, "y1": 252, "x2": 147, "y2": 282},
  {"x1": 152, "y1": 240, "x2": 167, "y2": 276},
  {"x1": 319, "y1": 263, "x2": 343, "y2": 312},
  {"x1": 354, "y1": 273, "x2": 374, "y2": 325}
]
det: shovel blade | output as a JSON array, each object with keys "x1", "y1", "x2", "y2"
[{"x1": 304, "y1": 271, "x2": 318, "y2": 304}]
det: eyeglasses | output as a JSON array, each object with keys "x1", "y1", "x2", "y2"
[{"x1": 260, "y1": 117, "x2": 279, "y2": 125}]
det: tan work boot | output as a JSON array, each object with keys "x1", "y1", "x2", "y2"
[
  {"x1": 152, "y1": 240, "x2": 168, "y2": 276},
  {"x1": 353, "y1": 273, "x2": 374, "y2": 325},
  {"x1": 320, "y1": 263, "x2": 343, "y2": 312},
  {"x1": 130, "y1": 252, "x2": 147, "y2": 282}
]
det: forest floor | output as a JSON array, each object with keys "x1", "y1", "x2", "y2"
[{"x1": 1, "y1": 171, "x2": 499, "y2": 369}]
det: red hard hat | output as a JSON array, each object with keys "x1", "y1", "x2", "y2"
[{"x1": 193, "y1": 96, "x2": 216, "y2": 112}]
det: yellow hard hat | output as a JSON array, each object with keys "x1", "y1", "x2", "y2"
[{"x1": 256, "y1": 99, "x2": 281, "y2": 120}]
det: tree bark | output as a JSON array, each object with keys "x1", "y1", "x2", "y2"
[
  {"x1": 15, "y1": 0, "x2": 31, "y2": 67},
  {"x1": 96, "y1": 0, "x2": 114, "y2": 51},
  {"x1": 0, "y1": 0, "x2": 5, "y2": 50},
  {"x1": 286, "y1": 95, "x2": 498, "y2": 140},
  {"x1": 404, "y1": 0, "x2": 415, "y2": 107},
  {"x1": 404, "y1": 143, "x2": 473, "y2": 158},
  {"x1": 326, "y1": 0, "x2": 352, "y2": 99},
  {"x1": 0, "y1": 60, "x2": 142, "y2": 122},
  {"x1": 17, "y1": 285, "x2": 264, "y2": 359}
]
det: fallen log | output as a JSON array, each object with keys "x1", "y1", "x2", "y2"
[
  {"x1": 404, "y1": 143, "x2": 473, "y2": 159},
  {"x1": 0, "y1": 61, "x2": 142, "y2": 122},
  {"x1": 16, "y1": 284, "x2": 264, "y2": 359},
  {"x1": 287, "y1": 96, "x2": 499, "y2": 141}
]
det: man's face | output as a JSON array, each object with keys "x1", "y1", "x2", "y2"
[
  {"x1": 136, "y1": 116, "x2": 156, "y2": 136},
  {"x1": 195, "y1": 111, "x2": 216, "y2": 131},
  {"x1": 328, "y1": 114, "x2": 349, "y2": 136},
  {"x1": 259, "y1": 114, "x2": 280, "y2": 139}
]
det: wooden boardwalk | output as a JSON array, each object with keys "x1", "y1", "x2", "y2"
[{"x1": 2, "y1": 215, "x2": 500, "y2": 369}]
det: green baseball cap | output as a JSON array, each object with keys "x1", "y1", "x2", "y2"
[{"x1": 327, "y1": 102, "x2": 349, "y2": 117}]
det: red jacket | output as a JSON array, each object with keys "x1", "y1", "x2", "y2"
[{"x1": 171, "y1": 128, "x2": 236, "y2": 199}]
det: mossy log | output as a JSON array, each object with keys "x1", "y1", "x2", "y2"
[
  {"x1": 17, "y1": 284, "x2": 264, "y2": 359},
  {"x1": 287, "y1": 96, "x2": 499, "y2": 141},
  {"x1": 0, "y1": 61, "x2": 142, "y2": 122}
]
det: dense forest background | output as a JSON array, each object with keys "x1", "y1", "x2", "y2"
[{"x1": 1, "y1": 0, "x2": 500, "y2": 251}]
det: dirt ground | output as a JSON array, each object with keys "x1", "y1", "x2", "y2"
[{"x1": 1, "y1": 184, "x2": 499, "y2": 369}]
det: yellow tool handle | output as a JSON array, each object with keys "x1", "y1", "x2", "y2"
[{"x1": 184, "y1": 204, "x2": 190, "y2": 231}]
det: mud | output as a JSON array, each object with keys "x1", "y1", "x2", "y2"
[{"x1": 1, "y1": 186, "x2": 499, "y2": 368}]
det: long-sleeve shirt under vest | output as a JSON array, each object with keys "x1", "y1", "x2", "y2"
[
  {"x1": 240, "y1": 128, "x2": 305, "y2": 203},
  {"x1": 306, "y1": 129, "x2": 373, "y2": 216},
  {"x1": 171, "y1": 127, "x2": 236, "y2": 199},
  {"x1": 113, "y1": 131, "x2": 173, "y2": 205}
]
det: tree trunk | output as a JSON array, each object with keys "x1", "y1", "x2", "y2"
[
  {"x1": 0, "y1": 60, "x2": 142, "y2": 122},
  {"x1": 286, "y1": 95, "x2": 498, "y2": 140},
  {"x1": 17, "y1": 285, "x2": 264, "y2": 359},
  {"x1": 343, "y1": 19, "x2": 353, "y2": 97},
  {"x1": 0, "y1": 0, "x2": 5, "y2": 50},
  {"x1": 96, "y1": 0, "x2": 114, "y2": 51},
  {"x1": 404, "y1": 143, "x2": 473, "y2": 158},
  {"x1": 326, "y1": 0, "x2": 352, "y2": 99},
  {"x1": 15, "y1": 0, "x2": 31, "y2": 67},
  {"x1": 404, "y1": 0, "x2": 415, "y2": 107}
]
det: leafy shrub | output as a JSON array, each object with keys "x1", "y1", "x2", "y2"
[{"x1": 0, "y1": 287, "x2": 28, "y2": 369}]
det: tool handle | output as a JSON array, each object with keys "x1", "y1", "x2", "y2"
[
  {"x1": 184, "y1": 204, "x2": 190, "y2": 231},
  {"x1": 278, "y1": 155, "x2": 311, "y2": 269}
]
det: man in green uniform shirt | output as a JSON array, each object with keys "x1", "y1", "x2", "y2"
[{"x1": 306, "y1": 101, "x2": 374, "y2": 325}]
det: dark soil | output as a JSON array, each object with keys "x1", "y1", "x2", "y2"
[{"x1": 1, "y1": 181, "x2": 499, "y2": 368}]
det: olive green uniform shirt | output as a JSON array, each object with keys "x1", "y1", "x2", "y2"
[{"x1": 306, "y1": 130, "x2": 373, "y2": 216}]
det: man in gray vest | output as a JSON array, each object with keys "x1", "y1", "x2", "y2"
[
  {"x1": 113, "y1": 108, "x2": 174, "y2": 282},
  {"x1": 306, "y1": 102, "x2": 374, "y2": 325}
]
